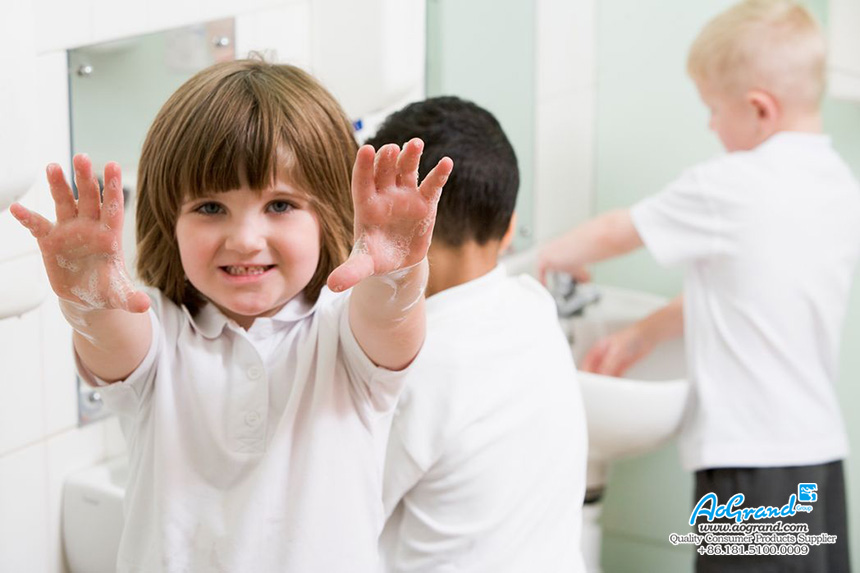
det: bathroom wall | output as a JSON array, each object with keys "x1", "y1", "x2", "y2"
[
  {"x1": 592, "y1": 0, "x2": 860, "y2": 570},
  {"x1": 426, "y1": 0, "x2": 536, "y2": 249},
  {"x1": 0, "y1": 3, "x2": 125, "y2": 571},
  {"x1": 426, "y1": 0, "x2": 596, "y2": 250}
]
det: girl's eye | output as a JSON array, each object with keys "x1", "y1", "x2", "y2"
[
  {"x1": 195, "y1": 202, "x2": 224, "y2": 215},
  {"x1": 268, "y1": 200, "x2": 295, "y2": 214}
]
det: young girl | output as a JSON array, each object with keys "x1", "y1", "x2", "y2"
[{"x1": 10, "y1": 60, "x2": 452, "y2": 572}]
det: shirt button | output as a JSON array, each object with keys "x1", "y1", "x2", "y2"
[
  {"x1": 245, "y1": 411, "x2": 261, "y2": 426},
  {"x1": 247, "y1": 366, "x2": 263, "y2": 380}
]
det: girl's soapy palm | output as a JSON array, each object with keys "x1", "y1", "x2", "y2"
[
  {"x1": 9, "y1": 155, "x2": 150, "y2": 313},
  {"x1": 328, "y1": 139, "x2": 453, "y2": 292}
]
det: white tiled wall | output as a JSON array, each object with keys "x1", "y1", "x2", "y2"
[
  {"x1": 235, "y1": 3, "x2": 312, "y2": 68},
  {"x1": 0, "y1": 311, "x2": 45, "y2": 454},
  {"x1": 34, "y1": 0, "x2": 291, "y2": 53},
  {"x1": 829, "y1": 0, "x2": 860, "y2": 101},
  {"x1": 0, "y1": 417, "x2": 123, "y2": 572},
  {"x1": 311, "y1": 0, "x2": 426, "y2": 120},
  {"x1": 0, "y1": 35, "x2": 123, "y2": 570},
  {"x1": 0, "y1": 443, "x2": 50, "y2": 572}
]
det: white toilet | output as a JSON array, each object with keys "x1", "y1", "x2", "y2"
[{"x1": 63, "y1": 456, "x2": 127, "y2": 573}]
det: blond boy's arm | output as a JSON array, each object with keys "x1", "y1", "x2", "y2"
[{"x1": 537, "y1": 209, "x2": 643, "y2": 284}]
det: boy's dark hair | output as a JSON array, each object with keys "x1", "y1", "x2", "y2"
[{"x1": 366, "y1": 96, "x2": 518, "y2": 247}]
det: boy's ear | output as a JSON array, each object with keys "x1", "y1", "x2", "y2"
[
  {"x1": 748, "y1": 89, "x2": 780, "y2": 124},
  {"x1": 500, "y1": 212, "x2": 518, "y2": 253}
]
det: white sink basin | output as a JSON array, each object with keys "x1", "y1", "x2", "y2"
[
  {"x1": 563, "y1": 285, "x2": 690, "y2": 490},
  {"x1": 63, "y1": 455, "x2": 127, "y2": 573}
]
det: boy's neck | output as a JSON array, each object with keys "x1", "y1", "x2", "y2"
[
  {"x1": 776, "y1": 109, "x2": 823, "y2": 135},
  {"x1": 426, "y1": 240, "x2": 502, "y2": 297}
]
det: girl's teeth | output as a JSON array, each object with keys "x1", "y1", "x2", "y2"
[{"x1": 225, "y1": 266, "x2": 269, "y2": 276}]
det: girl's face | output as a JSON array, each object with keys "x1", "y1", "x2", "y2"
[{"x1": 175, "y1": 174, "x2": 321, "y2": 329}]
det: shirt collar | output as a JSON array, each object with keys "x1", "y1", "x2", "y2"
[
  {"x1": 182, "y1": 288, "x2": 336, "y2": 339},
  {"x1": 762, "y1": 131, "x2": 831, "y2": 149},
  {"x1": 425, "y1": 264, "x2": 507, "y2": 314}
]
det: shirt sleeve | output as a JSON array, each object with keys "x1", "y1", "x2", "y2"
[
  {"x1": 382, "y1": 426, "x2": 426, "y2": 519},
  {"x1": 379, "y1": 334, "x2": 455, "y2": 518},
  {"x1": 337, "y1": 300, "x2": 412, "y2": 417},
  {"x1": 630, "y1": 165, "x2": 724, "y2": 267}
]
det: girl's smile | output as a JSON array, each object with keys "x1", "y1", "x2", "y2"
[
  {"x1": 175, "y1": 177, "x2": 321, "y2": 329},
  {"x1": 219, "y1": 264, "x2": 277, "y2": 282}
]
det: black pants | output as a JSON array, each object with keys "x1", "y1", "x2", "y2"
[{"x1": 694, "y1": 461, "x2": 850, "y2": 573}]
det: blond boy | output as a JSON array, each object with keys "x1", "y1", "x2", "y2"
[{"x1": 539, "y1": 1, "x2": 858, "y2": 570}]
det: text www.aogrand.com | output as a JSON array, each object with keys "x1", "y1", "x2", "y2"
[{"x1": 697, "y1": 521, "x2": 809, "y2": 534}]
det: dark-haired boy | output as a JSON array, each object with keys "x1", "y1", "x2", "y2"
[{"x1": 368, "y1": 97, "x2": 587, "y2": 573}]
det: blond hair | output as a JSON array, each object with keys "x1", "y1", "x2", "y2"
[
  {"x1": 136, "y1": 59, "x2": 357, "y2": 315},
  {"x1": 687, "y1": 0, "x2": 826, "y2": 109}
]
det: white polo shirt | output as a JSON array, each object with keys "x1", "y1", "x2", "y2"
[
  {"x1": 77, "y1": 287, "x2": 406, "y2": 572},
  {"x1": 631, "y1": 132, "x2": 860, "y2": 471},
  {"x1": 380, "y1": 266, "x2": 587, "y2": 573}
]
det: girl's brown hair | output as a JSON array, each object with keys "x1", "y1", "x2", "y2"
[{"x1": 136, "y1": 59, "x2": 357, "y2": 315}]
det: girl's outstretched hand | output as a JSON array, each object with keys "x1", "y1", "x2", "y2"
[
  {"x1": 9, "y1": 154, "x2": 150, "y2": 313},
  {"x1": 328, "y1": 139, "x2": 453, "y2": 292}
]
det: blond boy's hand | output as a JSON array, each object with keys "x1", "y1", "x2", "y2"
[
  {"x1": 536, "y1": 209, "x2": 644, "y2": 286},
  {"x1": 9, "y1": 154, "x2": 150, "y2": 314},
  {"x1": 581, "y1": 324, "x2": 655, "y2": 377},
  {"x1": 537, "y1": 247, "x2": 591, "y2": 287},
  {"x1": 582, "y1": 296, "x2": 684, "y2": 376},
  {"x1": 328, "y1": 139, "x2": 453, "y2": 292}
]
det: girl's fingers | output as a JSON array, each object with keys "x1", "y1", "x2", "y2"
[
  {"x1": 101, "y1": 162, "x2": 124, "y2": 230},
  {"x1": 374, "y1": 144, "x2": 399, "y2": 192},
  {"x1": 46, "y1": 164, "x2": 77, "y2": 222},
  {"x1": 327, "y1": 252, "x2": 375, "y2": 293},
  {"x1": 73, "y1": 154, "x2": 101, "y2": 221},
  {"x1": 352, "y1": 145, "x2": 377, "y2": 203},
  {"x1": 418, "y1": 157, "x2": 453, "y2": 203},
  {"x1": 395, "y1": 138, "x2": 423, "y2": 188},
  {"x1": 9, "y1": 203, "x2": 54, "y2": 239}
]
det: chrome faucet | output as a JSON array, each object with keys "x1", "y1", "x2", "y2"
[{"x1": 549, "y1": 272, "x2": 601, "y2": 318}]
